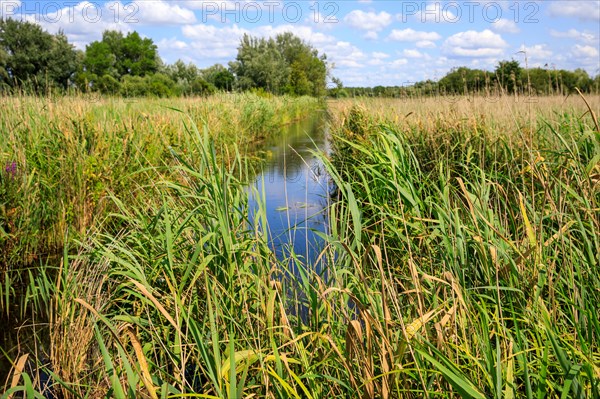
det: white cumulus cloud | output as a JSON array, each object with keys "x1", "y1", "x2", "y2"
[
  {"x1": 17, "y1": 0, "x2": 197, "y2": 49},
  {"x1": 372, "y1": 52, "x2": 390, "y2": 59},
  {"x1": 364, "y1": 31, "x2": 378, "y2": 40},
  {"x1": 571, "y1": 44, "x2": 599, "y2": 59},
  {"x1": 403, "y1": 49, "x2": 424, "y2": 58},
  {"x1": 548, "y1": 1, "x2": 600, "y2": 22},
  {"x1": 443, "y1": 29, "x2": 507, "y2": 58},
  {"x1": 390, "y1": 58, "x2": 408, "y2": 67},
  {"x1": 416, "y1": 40, "x2": 437, "y2": 48},
  {"x1": 135, "y1": 0, "x2": 197, "y2": 25},
  {"x1": 491, "y1": 19, "x2": 520, "y2": 34},
  {"x1": 517, "y1": 44, "x2": 553, "y2": 65},
  {"x1": 182, "y1": 23, "x2": 248, "y2": 59},
  {"x1": 344, "y1": 10, "x2": 392, "y2": 31},
  {"x1": 549, "y1": 29, "x2": 598, "y2": 44},
  {"x1": 388, "y1": 28, "x2": 441, "y2": 42}
]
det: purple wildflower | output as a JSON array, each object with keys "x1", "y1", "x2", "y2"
[{"x1": 4, "y1": 161, "x2": 17, "y2": 179}]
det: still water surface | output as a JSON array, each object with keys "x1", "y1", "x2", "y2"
[{"x1": 248, "y1": 111, "x2": 331, "y2": 272}]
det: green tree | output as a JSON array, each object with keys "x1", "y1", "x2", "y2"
[
  {"x1": 439, "y1": 67, "x2": 491, "y2": 94},
  {"x1": 212, "y1": 69, "x2": 234, "y2": 91},
  {"x1": 202, "y1": 64, "x2": 234, "y2": 91},
  {"x1": 229, "y1": 32, "x2": 327, "y2": 96},
  {"x1": 164, "y1": 60, "x2": 199, "y2": 83},
  {"x1": 145, "y1": 73, "x2": 176, "y2": 97},
  {"x1": 96, "y1": 74, "x2": 121, "y2": 94},
  {"x1": 276, "y1": 32, "x2": 327, "y2": 96},
  {"x1": 0, "y1": 19, "x2": 78, "y2": 90},
  {"x1": 83, "y1": 30, "x2": 159, "y2": 85},
  {"x1": 119, "y1": 31, "x2": 159, "y2": 76},
  {"x1": 328, "y1": 77, "x2": 347, "y2": 98},
  {"x1": 119, "y1": 75, "x2": 147, "y2": 97},
  {"x1": 569, "y1": 68, "x2": 592, "y2": 92},
  {"x1": 83, "y1": 40, "x2": 117, "y2": 78},
  {"x1": 527, "y1": 67, "x2": 552, "y2": 95},
  {"x1": 0, "y1": 46, "x2": 9, "y2": 90},
  {"x1": 162, "y1": 60, "x2": 200, "y2": 95},
  {"x1": 47, "y1": 31, "x2": 80, "y2": 89},
  {"x1": 229, "y1": 34, "x2": 288, "y2": 93},
  {"x1": 191, "y1": 78, "x2": 216, "y2": 96},
  {"x1": 495, "y1": 60, "x2": 522, "y2": 94}
]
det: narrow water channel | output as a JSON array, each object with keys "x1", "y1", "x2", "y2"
[
  {"x1": 248, "y1": 111, "x2": 331, "y2": 273},
  {"x1": 0, "y1": 112, "x2": 333, "y2": 389}
]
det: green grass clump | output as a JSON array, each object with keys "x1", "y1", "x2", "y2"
[{"x1": 326, "y1": 103, "x2": 599, "y2": 397}]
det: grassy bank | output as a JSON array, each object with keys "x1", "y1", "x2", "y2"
[
  {"x1": 2, "y1": 95, "x2": 599, "y2": 398},
  {"x1": 325, "y1": 95, "x2": 600, "y2": 397},
  {"x1": 0, "y1": 93, "x2": 320, "y2": 267}
]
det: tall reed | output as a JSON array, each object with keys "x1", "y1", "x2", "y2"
[{"x1": 3, "y1": 95, "x2": 599, "y2": 398}]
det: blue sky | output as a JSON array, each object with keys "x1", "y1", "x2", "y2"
[{"x1": 3, "y1": 1, "x2": 599, "y2": 86}]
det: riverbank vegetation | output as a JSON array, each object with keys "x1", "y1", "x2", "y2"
[
  {"x1": 2, "y1": 94, "x2": 599, "y2": 397},
  {"x1": 327, "y1": 95, "x2": 600, "y2": 397},
  {"x1": 0, "y1": 93, "x2": 320, "y2": 266}
]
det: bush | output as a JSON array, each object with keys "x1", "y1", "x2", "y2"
[
  {"x1": 191, "y1": 78, "x2": 216, "y2": 96},
  {"x1": 97, "y1": 74, "x2": 121, "y2": 95},
  {"x1": 145, "y1": 73, "x2": 176, "y2": 97},
  {"x1": 120, "y1": 75, "x2": 147, "y2": 97}
]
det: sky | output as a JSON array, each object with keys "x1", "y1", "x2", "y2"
[{"x1": 2, "y1": 0, "x2": 599, "y2": 87}]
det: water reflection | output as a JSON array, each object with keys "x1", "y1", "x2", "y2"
[{"x1": 248, "y1": 111, "x2": 331, "y2": 271}]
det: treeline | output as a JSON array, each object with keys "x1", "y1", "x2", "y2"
[
  {"x1": 0, "y1": 19, "x2": 327, "y2": 97},
  {"x1": 331, "y1": 60, "x2": 600, "y2": 98},
  {"x1": 2, "y1": 18, "x2": 598, "y2": 99}
]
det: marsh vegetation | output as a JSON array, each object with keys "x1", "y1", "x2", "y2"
[{"x1": 1, "y1": 93, "x2": 599, "y2": 398}]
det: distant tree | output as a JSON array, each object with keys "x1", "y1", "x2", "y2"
[
  {"x1": 96, "y1": 74, "x2": 121, "y2": 95},
  {"x1": 439, "y1": 67, "x2": 492, "y2": 94},
  {"x1": 46, "y1": 31, "x2": 80, "y2": 89},
  {"x1": 229, "y1": 34, "x2": 288, "y2": 93},
  {"x1": 83, "y1": 40, "x2": 117, "y2": 78},
  {"x1": 276, "y1": 32, "x2": 327, "y2": 96},
  {"x1": 119, "y1": 32, "x2": 159, "y2": 76},
  {"x1": 373, "y1": 85, "x2": 385, "y2": 97},
  {"x1": 202, "y1": 64, "x2": 234, "y2": 91},
  {"x1": 569, "y1": 68, "x2": 592, "y2": 92},
  {"x1": 229, "y1": 32, "x2": 327, "y2": 96},
  {"x1": 495, "y1": 60, "x2": 522, "y2": 94},
  {"x1": 527, "y1": 67, "x2": 552, "y2": 95},
  {"x1": 119, "y1": 75, "x2": 147, "y2": 97},
  {"x1": 191, "y1": 78, "x2": 216, "y2": 96},
  {"x1": 162, "y1": 60, "x2": 200, "y2": 95},
  {"x1": 145, "y1": 73, "x2": 176, "y2": 97},
  {"x1": 212, "y1": 69, "x2": 234, "y2": 91},
  {"x1": 328, "y1": 77, "x2": 347, "y2": 98},
  {"x1": 0, "y1": 46, "x2": 9, "y2": 90},
  {"x1": 164, "y1": 60, "x2": 199, "y2": 83},
  {"x1": 82, "y1": 30, "x2": 159, "y2": 88},
  {"x1": 0, "y1": 19, "x2": 78, "y2": 91}
]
